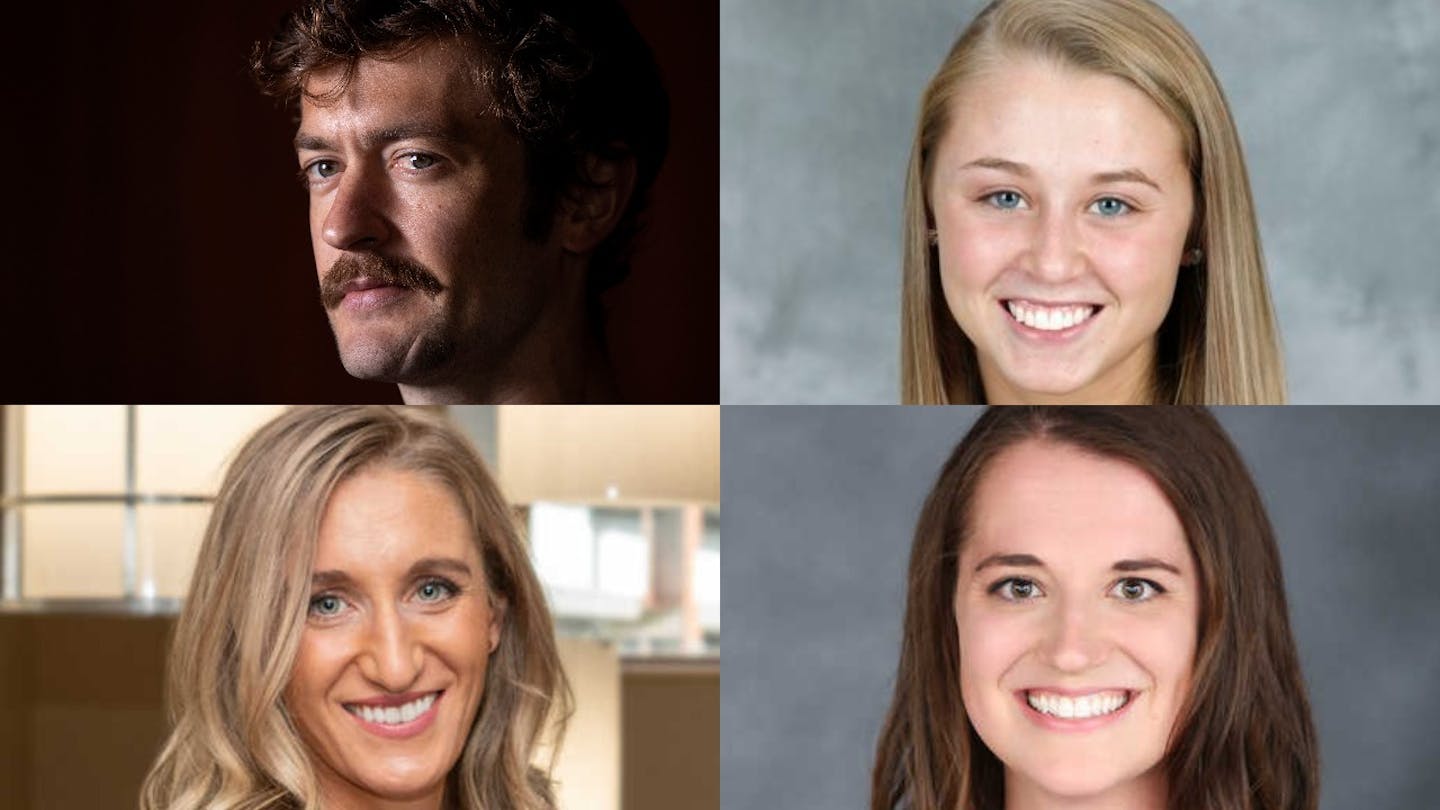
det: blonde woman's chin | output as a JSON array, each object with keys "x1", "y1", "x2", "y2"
[{"x1": 976, "y1": 356, "x2": 1112, "y2": 404}]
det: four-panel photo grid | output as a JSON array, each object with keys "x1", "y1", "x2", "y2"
[{"x1": 1, "y1": 0, "x2": 1438, "y2": 808}]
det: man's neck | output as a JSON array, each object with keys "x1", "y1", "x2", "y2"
[{"x1": 398, "y1": 264, "x2": 619, "y2": 404}]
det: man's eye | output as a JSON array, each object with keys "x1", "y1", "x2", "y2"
[
  {"x1": 1090, "y1": 196, "x2": 1132, "y2": 217},
  {"x1": 308, "y1": 160, "x2": 339, "y2": 179},
  {"x1": 403, "y1": 153, "x2": 437, "y2": 170},
  {"x1": 985, "y1": 190, "x2": 1025, "y2": 210}
]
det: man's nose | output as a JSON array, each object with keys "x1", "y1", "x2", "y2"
[
  {"x1": 357, "y1": 605, "x2": 424, "y2": 693},
  {"x1": 320, "y1": 164, "x2": 391, "y2": 252}
]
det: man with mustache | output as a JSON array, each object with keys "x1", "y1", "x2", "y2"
[{"x1": 253, "y1": 0, "x2": 668, "y2": 403}]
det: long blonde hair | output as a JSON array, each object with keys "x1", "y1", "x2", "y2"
[
  {"x1": 901, "y1": 0, "x2": 1286, "y2": 404},
  {"x1": 140, "y1": 406, "x2": 571, "y2": 810}
]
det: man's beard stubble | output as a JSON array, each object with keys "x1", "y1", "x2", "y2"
[{"x1": 319, "y1": 252, "x2": 445, "y2": 310}]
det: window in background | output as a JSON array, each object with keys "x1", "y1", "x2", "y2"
[
  {"x1": 1, "y1": 403, "x2": 720, "y2": 658},
  {"x1": 0, "y1": 405, "x2": 282, "y2": 608},
  {"x1": 529, "y1": 503, "x2": 719, "y2": 657}
]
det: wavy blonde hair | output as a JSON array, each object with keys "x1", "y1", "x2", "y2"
[
  {"x1": 140, "y1": 406, "x2": 571, "y2": 810},
  {"x1": 901, "y1": 0, "x2": 1286, "y2": 404}
]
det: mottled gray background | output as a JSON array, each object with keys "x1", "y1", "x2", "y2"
[
  {"x1": 720, "y1": 406, "x2": 1440, "y2": 809},
  {"x1": 720, "y1": 0, "x2": 1440, "y2": 403}
]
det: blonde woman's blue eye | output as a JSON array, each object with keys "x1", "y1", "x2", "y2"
[
  {"x1": 309, "y1": 595, "x2": 344, "y2": 616},
  {"x1": 1091, "y1": 197, "x2": 1131, "y2": 216},
  {"x1": 986, "y1": 190, "x2": 1024, "y2": 210},
  {"x1": 417, "y1": 579, "x2": 457, "y2": 602}
]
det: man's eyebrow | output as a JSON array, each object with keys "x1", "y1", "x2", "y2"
[
  {"x1": 958, "y1": 157, "x2": 1163, "y2": 192},
  {"x1": 293, "y1": 123, "x2": 469, "y2": 153},
  {"x1": 310, "y1": 556, "x2": 475, "y2": 588}
]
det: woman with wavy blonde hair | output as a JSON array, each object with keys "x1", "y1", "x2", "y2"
[
  {"x1": 141, "y1": 406, "x2": 570, "y2": 810},
  {"x1": 901, "y1": 0, "x2": 1285, "y2": 404}
]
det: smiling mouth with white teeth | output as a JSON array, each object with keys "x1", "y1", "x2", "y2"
[
  {"x1": 1004, "y1": 300, "x2": 1101, "y2": 332},
  {"x1": 1025, "y1": 689, "x2": 1131, "y2": 720},
  {"x1": 343, "y1": 691, "x2": 442, "y2": 726}
]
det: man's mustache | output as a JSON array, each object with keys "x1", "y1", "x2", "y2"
[{"x1": 319, "y1": 253, "x2": 445, "y2": 310}]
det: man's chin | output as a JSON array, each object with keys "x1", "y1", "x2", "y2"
[{"x1": 334, "y1": 334, "x2": 453, "y2": 385}]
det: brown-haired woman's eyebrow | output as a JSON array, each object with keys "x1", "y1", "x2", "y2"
[
  {"x1": 1111, "y1": 558, "x2": 1182, "y2": 575},
  {"x1": 973, "y1": 552, "x2": 1045, "y2": 572}
]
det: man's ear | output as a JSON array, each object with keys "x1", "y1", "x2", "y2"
[{"x1": 557, "y1": 151, "x2": 638, "y2": 254}]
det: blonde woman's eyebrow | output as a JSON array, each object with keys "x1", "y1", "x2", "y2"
[
  {"x1": 310, "y1": 556, "x2": 474, "y2": 588},
  {"x1": 957, "y1": 157, "x2": 1163, "y2": 192}
]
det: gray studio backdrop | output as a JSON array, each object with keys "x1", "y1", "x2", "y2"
[
  {"x1": 721, "y1": 0, "x2": 1440, "y2": 403},
  {"x1": 720, "y1": 406, "x2": 1440, "y2": 810}
]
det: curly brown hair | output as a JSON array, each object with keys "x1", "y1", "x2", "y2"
[{"x1": 251, "y1": 0, "x2": 670, "y2": 297}]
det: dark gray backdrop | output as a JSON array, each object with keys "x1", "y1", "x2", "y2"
[
  {"x1": 720, "y1": 406, "x2": 1440, "y2": 809},
  {"x1": 721, "y1": 0, "x2": 1440, "y2": 403}
]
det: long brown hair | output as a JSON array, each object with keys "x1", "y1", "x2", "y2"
[
  {"x1": 141, "y1": 406, "x2": 571, "y2": 810},
  {"x1": 901, "y1": 0, "x2": 1286, "y2": 404},
  {"x1": 872, "y1": 407, "x2": 1317, "y2": 810}
]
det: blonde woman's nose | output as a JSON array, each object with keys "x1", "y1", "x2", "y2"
[
  {"x1": 357, "y1": 605, "x2": 425, "y2": 691},
  {"x1": 1027, "y1": 207, "x2": 1084, "y2": 283}
]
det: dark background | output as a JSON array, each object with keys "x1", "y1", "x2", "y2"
[
  {"x1": 721, "y1": 406, "x2": 1440, "y2": 810},
  {"x1": 1, "y1": 1, "x2": 717, "y2": 403}
]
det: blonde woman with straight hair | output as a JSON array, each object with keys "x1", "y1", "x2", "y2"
[
  {"x1": 141, "y1": 406, "x2": 571, "y2": 810},
  {"x1": 901, "y1": 0, "x2": 1286, "y2": 404}
]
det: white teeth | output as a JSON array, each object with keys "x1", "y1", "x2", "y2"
[
  {"x1": 1006, "y1": 301, "x2": 1096, "y2": 332},
  {"x1": 1026, "y1": 690, "x2": 1129, "y2": 720},
  {"x1": 347, "y1": 692, "x2": 437, "y2": 726}
]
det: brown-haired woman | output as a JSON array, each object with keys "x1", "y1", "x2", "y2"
[{"x1": 872, "y1": 407, "x2": 1317, "y2": 810}]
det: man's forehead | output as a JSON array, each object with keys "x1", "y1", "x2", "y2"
[{"x1": 299, "y1": 39, "x2": 490, "y2": 121}]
